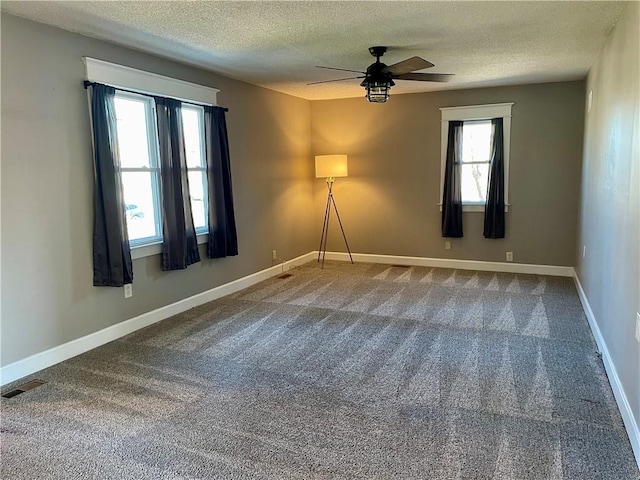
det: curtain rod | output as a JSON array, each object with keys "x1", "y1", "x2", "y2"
[{"x1": 83, "y1": 80, "x2": 229, "y2": 112}]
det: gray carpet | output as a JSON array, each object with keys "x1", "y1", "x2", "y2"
[{"x1": 2, "y1": 261, "x2": 638, "y2": 479}]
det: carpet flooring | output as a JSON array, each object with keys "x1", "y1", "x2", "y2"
[{"x1": 1, "y1": 261, "x2": 638, "y2": 479}]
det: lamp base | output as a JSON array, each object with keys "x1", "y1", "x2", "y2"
[{"x1": 318, "y1": 180, "x2": 354, "y2": 268}]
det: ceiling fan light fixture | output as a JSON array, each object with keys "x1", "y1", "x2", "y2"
[
  {"x1": 362, "y1": 75, "x2": 394, "y2": 103},
  {"x1": 365, "y1": 81, "x2": 391, "y2": 103}
]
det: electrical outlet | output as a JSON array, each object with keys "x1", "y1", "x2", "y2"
[
  {"x1": 582, "y1": 246, "x2": 586, "y2": 259},
  {"x1": 272, "y1": 250, "x2": 277, "y2": 261},
  {"x1": 445, "y1": 241, "x2": 452, "y2": 250},
  {"x1": 635, "y1": 313, "x2": 640, "y2": 344},
  {"x1": 124, "y1": 284, "x2": 133, "y2": 299},
  {"x1": 506, "y1": 252, "x2": 514, "y2": 262}
]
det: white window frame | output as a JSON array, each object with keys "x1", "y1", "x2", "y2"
[
  {"x1": 115, "y1": 91, "x2": 164, "y2": 247},
  {"x1": 439, "y1": 103, "x2": 513, "y2": 212},
  {"x1": 84, "y1": 57, "x2": 219, "y2": 259}
]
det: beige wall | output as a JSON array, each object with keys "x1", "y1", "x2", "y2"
[
  {"x1": 0, "y1": 14, "x2": 314, "y2": 365},
  {"x1": 576, "y1": 1, "x2": 639, "y2": 445},
  {"x1": 310, "y1": 81, "x2": 585, "y2": 266}
]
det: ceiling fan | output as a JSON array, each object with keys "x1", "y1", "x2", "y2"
[{"x1": 309, "y1": 46, "x2": 454, "y2": 103}]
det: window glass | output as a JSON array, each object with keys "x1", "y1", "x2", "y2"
[
  {"x1": 461, "y1": 163, "x2": 490, "y2": 203},
  {"x1": 182, "y1": 107, "x2": 204, "y2": 169},
  {"x1": 182, "y1": 105, "x2": 208, "y2": 232},
  {"x1": 188, "y1": 171, "x2": 207, "y2": 230},
  {"x1": 460, "y1": 121, "x2": 492, "y2": 204},
  {"x1": 114, "y1": 97, "x2": 151, "y2": 168},
  {"x1": 461, "y1": 121, "x2": 491, "y2": 164},
  {"x1": 121, "y1": 172, "x2": 158, "y2": 241}
]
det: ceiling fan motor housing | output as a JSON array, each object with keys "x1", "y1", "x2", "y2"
[{"x1": 360, "y1": 48, "x2": 395, "y2": 89}]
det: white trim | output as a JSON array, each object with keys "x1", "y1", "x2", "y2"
[
  {"x1": 83, "y1": 57, "x2": 219, "y2": 106},
  {"x1": 130, "y1": 234, "x2": 208, "y2": 260},
  {"x1": 439, "y1": 103, "x2": 513, "y2": 209},
  {"x1": 131, "y1": 241, "x2": 162, "y2": 260},
  {"x1": 573, "y1": 271, "x2": 640, "y2": 469},
  {"x1": 437, "y1": 203, "x2": 510, "y2": 213},
  {"x1": 462, "y1": 204, "x2": 486, "y2": 213},
  {"x1": 0, "y1": 252, "x2": 315, "y2": 386},
  {"x1": 318, "y1": 251, "x2": 574, "y2": 277},
  {"x1": 439, "y1": 103, "x2": 514, "y2": 121}
]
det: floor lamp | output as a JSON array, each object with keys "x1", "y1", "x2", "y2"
[{"x1": 316, "y1": 155, "x2": 354, "y2": 268}]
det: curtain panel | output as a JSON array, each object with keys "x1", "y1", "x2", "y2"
[
  {"x1": 204, "y1": 106, "x2": 238, "y2": 258},
  {"x1": 483, "y1": 118, "x2": 506, "y2": 238},
  {"x1": 442, "y1": 120, "x2": 464, "y2": 237},
  {"x1": 90, "y1": 84, "x2": 134, "y2": 287},
  {"x1": 155, "y1": 97, "x2": 201, "y2": 270}
]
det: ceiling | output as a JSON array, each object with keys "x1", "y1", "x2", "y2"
[{"x1": 2, "y1": 1, "x2": 625, "y2": 100}]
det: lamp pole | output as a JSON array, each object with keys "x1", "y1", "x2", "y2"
[{"x1": 318, "y1": 177, "x2": 353, "y2": 268}]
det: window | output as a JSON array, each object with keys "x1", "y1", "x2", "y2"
[
  {"x1": 181, "y1": 105, "x2": 208, "y2": 232},
  {"x1": 460, "y1": 120, "x2": 492, "y2": 204},
  {"x1": 84, "y1": 57, "x2": 220, "y2": 256},
  {"x1": 113, "y1": 94, "x2": 209, "y2": 246},
  {"x1": 439, "y1": 103, "x2": 513, "y2": 212},
  {"x1": 115, "y1": 93, "x2": 162, "y2": 245}
]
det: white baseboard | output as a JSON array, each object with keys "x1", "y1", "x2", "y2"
[
  {"x1": 319, "y1": 251, "x2": 574, "y2": 277},
  {"x1": 573, "y1": 270, "x2": 640, "y2": 469},
  {"x1": 0, "y1": 252, "x2": 315, "y2": 387}
]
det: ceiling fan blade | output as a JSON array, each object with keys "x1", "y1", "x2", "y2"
[
  {"x1": 307, "y1": 76, "x2": 365, "y2": 85},
  {"x1": 316, "y1": 66, "x2": 366, "y2": 74},
  {"x1": 382, "y1": 56, "x2": 434, "y2": 75},
  {"x1": 394, "y1": 72, "x2": 454, "y2": 82}
]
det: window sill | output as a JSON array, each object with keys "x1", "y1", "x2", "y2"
[
  {"x1": 131, "y1": 233, "x2": 208, "y2": 260},
  {"x1": 462, "y1": 204, "x2": 486, "y2": 212},
  {"x1": 438, "y1": 204, "x2": 510, "y2": 213}
]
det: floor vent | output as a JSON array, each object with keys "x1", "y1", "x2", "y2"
[
  {"x1": 391, "y1": 264, "x2": 411, "y2": 268},
  {"x1": 2, "y1": 380, "x2": 45, "y2": 399},
  {"x1": 277, "y1": 273, "x2": 293, "y2": 279}
]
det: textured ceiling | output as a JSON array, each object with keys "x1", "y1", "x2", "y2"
[{"x1": 1, "y1": 1, "x2": 625, "y2": 100}]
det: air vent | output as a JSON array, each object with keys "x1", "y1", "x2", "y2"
[
  {"x1": 277, "y1": 273, "x2": 293, "y2": 279},
  {"x1": 2, "y1": 380, "x2": 45, "y2": 398},
  {"x1": 391, "y1": 264, "x2": 411, "y2": 268}
]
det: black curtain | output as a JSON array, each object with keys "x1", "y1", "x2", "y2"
[
  {"x1": 484, "y1": 118, "x2": 505, "y2": 238},
  {"x1": 442, "y1": 120, "x2": 464, "y2": 237},
  {"x1": 155, "y1": 97, "x2": 201, "y2": 270},
  {"x1": 204, "y1": 106, "x2": 238, "y2": 258},
  {"x1": 90, "y1": 84, "x2": 134, "y2": 287}
]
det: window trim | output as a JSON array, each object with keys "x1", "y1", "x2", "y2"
[
  {"x1": 84, "y1": 57, "x2": 219, "y2": 258},
  {"x1": 131, "y1": 235, "x2": 209, "y2": 260},
  {"x1": 438, "y1": 103, "x2": 513, "y2": 212},
  {"x1": 83, "y1": 57, "x2": 219, "y2": 106}
]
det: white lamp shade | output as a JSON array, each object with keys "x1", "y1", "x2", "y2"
[{"x1": 315, "y1": 155, "x2": 348, "y2": 178}]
